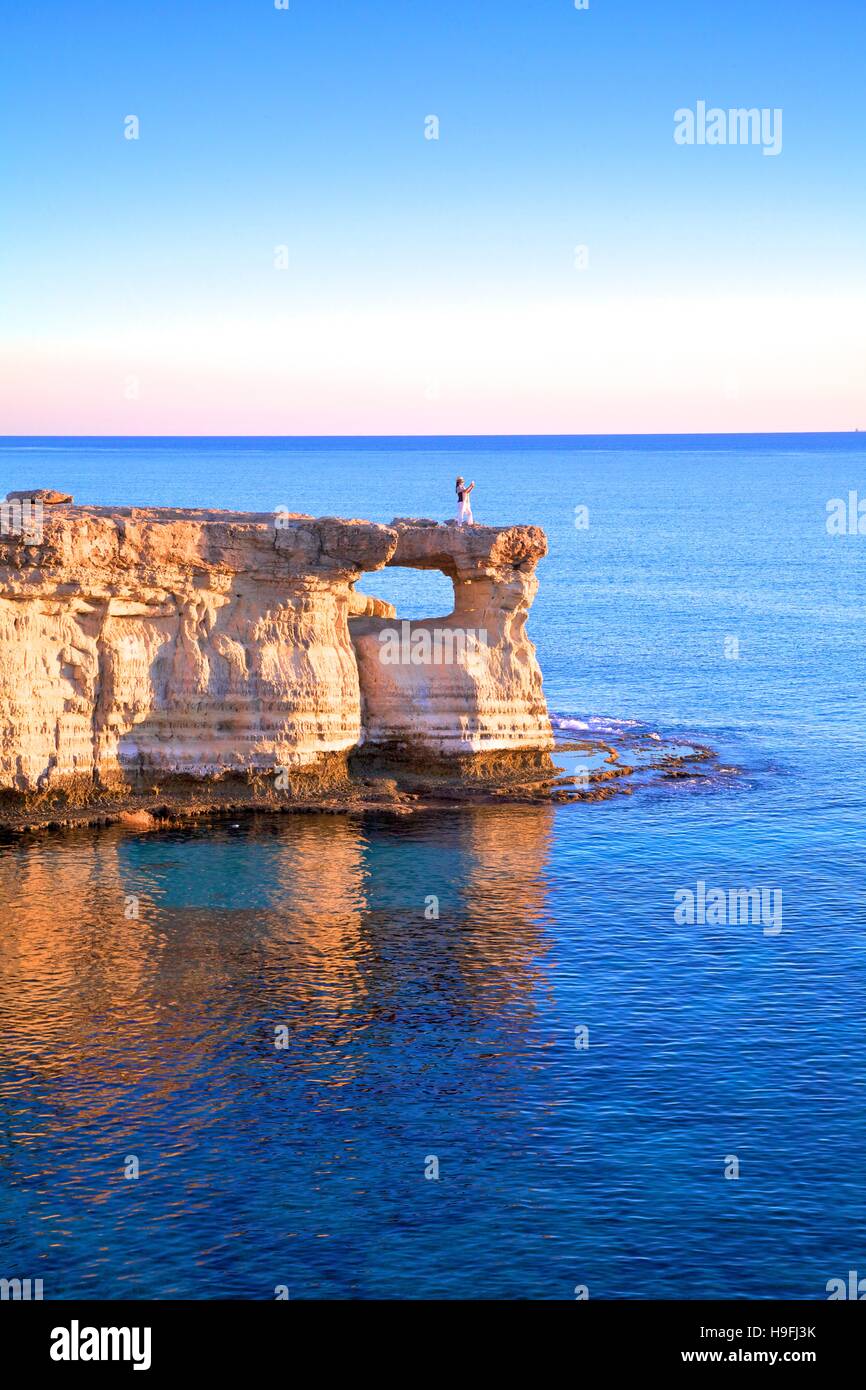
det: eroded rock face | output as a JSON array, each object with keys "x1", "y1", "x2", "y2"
[
  {"x1": 350, "y1": 518, "x2": 553, "y2": 758},
  {"x1": 0, "y1": 506, "x2": 396, "y2": 804},
  {"x1": 0, "y1": 504, "x2": 552, "y2": 818}
]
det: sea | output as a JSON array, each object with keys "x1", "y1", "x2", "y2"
[{"x1": 0, "y1": 433, "x2": 864, "y2": 1299}]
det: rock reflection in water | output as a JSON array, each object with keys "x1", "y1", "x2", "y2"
[{"x1": 0, "y1": 807, "x2": 554, "y2": 1296}]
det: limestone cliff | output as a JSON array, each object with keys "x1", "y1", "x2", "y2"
[
  {"x1": 0, "y1": 499, "x2": 552, "y2": 823},
  {"x1": 350, "y1": 518, "x2": 553, "y2": 757}
]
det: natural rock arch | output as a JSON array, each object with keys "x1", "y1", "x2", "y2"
[{"x1": 0, "y1": 500, "x2": 552, "y2": 820}]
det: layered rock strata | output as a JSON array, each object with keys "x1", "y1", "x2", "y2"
[
  {"x1": 349, "y1": 518, "x2": 553, "y2": 759},
  {"x1": 0, "y1": 500, "x2": 553, "y2": 823}
]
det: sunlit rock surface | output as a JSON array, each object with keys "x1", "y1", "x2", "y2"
[
  {"x1": 0, "y1": 502, "x2": 552, "y2": 821},
  {"x1": 351, "y1": 518, "x2": 553, "y2": 757}
]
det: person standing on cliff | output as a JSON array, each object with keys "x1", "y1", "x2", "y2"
[{"x1": 455, "y1": 476, "x2": 475, "y2": 526}]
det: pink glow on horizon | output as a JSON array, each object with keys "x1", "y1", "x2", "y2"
[{"x1": 2, "y1": 294, "x2": 863, "y2": 435}]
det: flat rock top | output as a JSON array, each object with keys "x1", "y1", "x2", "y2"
[
  {"x1": 6, "y1": 502, "x2": 315, "y2": 524},
  {"x1": 5, "y1": 488, "x2": 73, "y2": 505},
  {"x1": 1, "y1": 499, "x2": 547, "y2": 581},
  {"x1": 386, "y1": 515, "x2": 547, "y2": 575}
]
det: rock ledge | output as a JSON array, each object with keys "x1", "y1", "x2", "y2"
[{"x1": 0, "y1": 502, "x2": 553, "y2": 825}]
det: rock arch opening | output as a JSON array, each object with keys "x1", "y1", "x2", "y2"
[
  {"x1": 353, "y1": 565, "x2": 455, "y2": 623},
  {"x1": 348, "y1": 518, "x2": 553, "y2": 762}
]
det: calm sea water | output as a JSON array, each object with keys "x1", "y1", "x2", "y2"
[{"x1": 1, "y1": 434, "x2": 864, "y2": 1299}]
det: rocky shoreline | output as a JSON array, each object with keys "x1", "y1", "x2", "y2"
[
  {"x1": 0, "y1": 492, "x2": 727, "y2": 835},
  {"x1": 0, "y1": 734, "x2": 724, "y2": 835},
  {"x1": 0, "y1": 494, "x2": 557, "y2": 828}
]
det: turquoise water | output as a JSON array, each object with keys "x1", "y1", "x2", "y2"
[{"x1": 1, "y1": 435, "x2": 865, "y2": 1298}]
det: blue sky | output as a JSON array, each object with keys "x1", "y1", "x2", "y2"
[{"x1": 1, "y1": 0, "x2": 863, "y2": 432}]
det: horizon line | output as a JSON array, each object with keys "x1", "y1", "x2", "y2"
[{"x1": 0, "y1": 430, "x2": 862, "y2": 443}]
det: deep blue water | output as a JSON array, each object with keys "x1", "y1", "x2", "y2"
[{"x1": 1, "y1": 434, "x2": 865, "y2": 1299}]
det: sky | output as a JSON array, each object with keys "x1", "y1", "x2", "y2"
[{"x1": 0, "y1": 0, "x2": 864, "y2": 435}]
